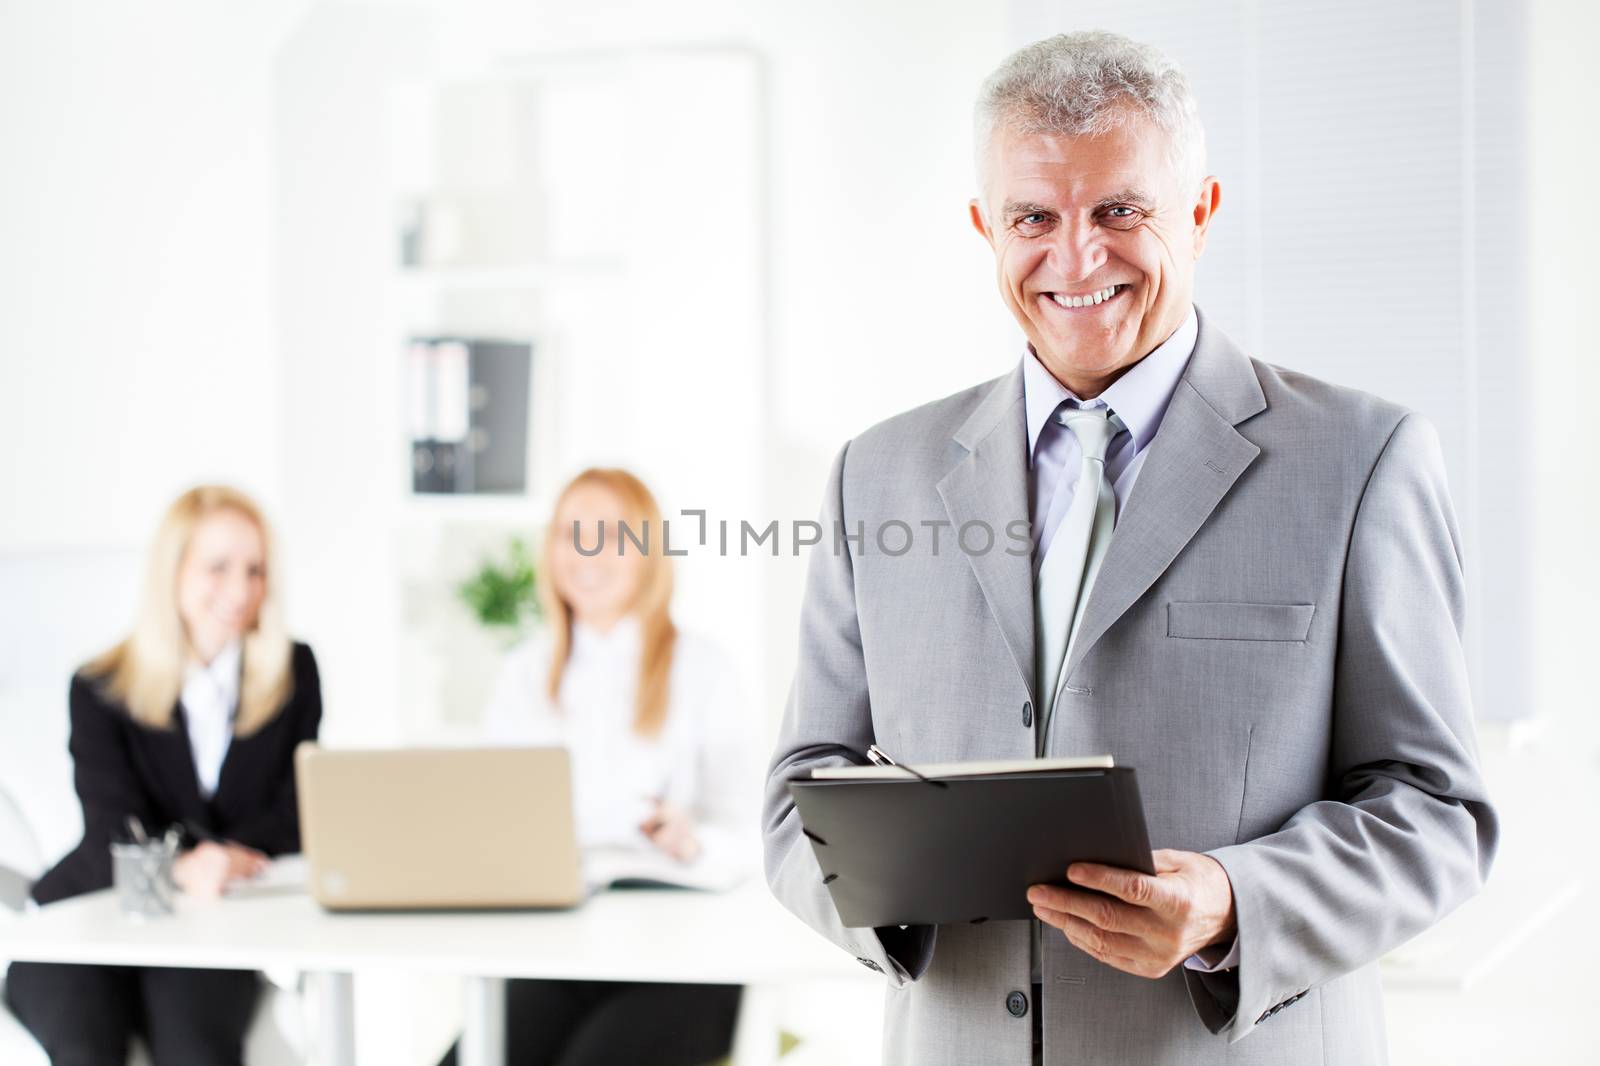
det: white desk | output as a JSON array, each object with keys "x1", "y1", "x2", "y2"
[{"x1": 0, "y1": 876, "x2": 860, "y2": 1066}]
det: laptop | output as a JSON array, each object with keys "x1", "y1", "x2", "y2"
[{"x1": 294, "y1": 743, "x2": 584, "y2": 910}]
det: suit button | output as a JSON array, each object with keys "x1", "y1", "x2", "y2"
[
  {"x1": 855, "y1": 957, "x2": 882, "y2": 973},
  {"x1": 1022, "y1": 701, "x2": 1033, "y2": 727},
  {"x1": 1006, "y1": 990, "x2": 1028, "y2": 1017}
]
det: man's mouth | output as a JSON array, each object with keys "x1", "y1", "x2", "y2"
[{"x1": 1046, "y1": 283, "x2": 1129, "y2": 309}]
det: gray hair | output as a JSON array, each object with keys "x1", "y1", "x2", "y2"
[{"x1": 974, "y1": 31, "x2": 1206, "y2": 206}]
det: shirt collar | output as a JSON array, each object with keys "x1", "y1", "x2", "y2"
[
  {"x1": 571, "y1": 613, "x2": 642, "y2": 657},
  {"x1": 184, "y1": 638, "x2": 242, "y2": 705},
  {"x1": 1022, "y1": 305, "x2": 1198, "y2": 461}
]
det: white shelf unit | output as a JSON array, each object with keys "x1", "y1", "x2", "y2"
[{"x1": 382, "y1": 48, "x2": 769, "y2": 738}]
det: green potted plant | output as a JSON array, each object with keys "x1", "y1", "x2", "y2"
[{"x1": 457, "y1": 536, "x2": 542, "y2": 638}]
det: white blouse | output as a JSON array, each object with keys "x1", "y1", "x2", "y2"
[
  {"x1": 481, "y1": 617, "x2": 762, "y2": 878},
  {"x1": 180, "y1": 640, "x2": 241, "y2": 800}
]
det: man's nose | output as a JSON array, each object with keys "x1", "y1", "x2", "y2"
[{"x1": 1045, "y1": 221, "x2": 1107, "y2": 284}]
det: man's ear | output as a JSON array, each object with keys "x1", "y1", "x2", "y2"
[
  {"x1": 1190, "y1": 177, "x2": 1221, "y2": 258},
  {"x1": 969, "y1": 199, "x2": 995, "y2": 245}
]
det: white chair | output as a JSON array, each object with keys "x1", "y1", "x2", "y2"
[{"x1": 0, "y1": 778, "x2": 47, "y2": 1065}]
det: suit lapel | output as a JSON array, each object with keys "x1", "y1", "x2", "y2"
[
  {"x1": 936, "y1": 365, "x2": 1036, "y2": 704},
  {"x1": 1062, "y1": 310, "x2": 1268, "y2": 683}
]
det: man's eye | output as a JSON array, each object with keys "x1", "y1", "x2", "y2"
[
  {"x1": 1016, "y1": 213, "x2": 1048, "y2": 227},
  {"x1": 1105, "y1": 206, "x2": 1139, "y2": 220}
]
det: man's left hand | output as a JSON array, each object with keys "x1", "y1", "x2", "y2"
[{"x1": 1027, "y1": 848, "x2": 1236, "y2": 979}]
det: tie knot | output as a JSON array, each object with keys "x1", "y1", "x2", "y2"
[{"x1": 1055, "y1": 405, "x2": 1124, "y2": 461}]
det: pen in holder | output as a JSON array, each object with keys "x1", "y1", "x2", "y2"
[{"x1": 111, "y1": 818, "x2": 179, "y2": 920}]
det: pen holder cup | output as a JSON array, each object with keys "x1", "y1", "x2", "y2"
[{"x1": 111, "y1": 841, "x2": 177, "y2": 919}]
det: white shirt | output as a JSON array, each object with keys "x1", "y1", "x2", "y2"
[
  {"x1": 481, "y1": 617, "x2": 761, "y2": 878},
  {"x1": 180, "y1": 640, "x2": 241, "y2": 800}
]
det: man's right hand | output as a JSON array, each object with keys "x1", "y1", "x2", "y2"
[{"x1": 172, "y1": 840, "x2": 268, "y2": 898}]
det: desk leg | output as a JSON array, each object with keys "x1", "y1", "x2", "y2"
[
  {"x1": 730, "y1": 983, "x2": 779, "y2": 1066},
  {"x1": 460, "y1": 975, "x2": 507, "y2": 1066},
  {"x1": 313, "y1": 971, "x2": 355, "y2": 1066}
]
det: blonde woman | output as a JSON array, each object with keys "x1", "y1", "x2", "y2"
[
  {"x1": 439, "y1": 468, "x2": 759, "y2": 1066},
  {"x1": 5, "y1": 486, "x2": 322, "y2": 1066}
]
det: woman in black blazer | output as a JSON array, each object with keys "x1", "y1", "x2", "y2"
[{"x1": 4, "y1": 485, "x2": 321, "y2": 1066}]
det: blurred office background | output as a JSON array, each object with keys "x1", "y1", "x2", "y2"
[{"x1": 1, "y1": 0, "x2": 1595, "y2": 1062}]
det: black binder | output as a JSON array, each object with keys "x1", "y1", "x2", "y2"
[{"x1": 788, "y1": 766, "x2": 1154, "y2": 928}]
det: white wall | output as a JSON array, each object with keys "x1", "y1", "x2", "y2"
[
  {"x1": 271, "y1": 5, "x2": 436, "y2": 746},
  {"x1": 0, "y1": 1, "x2": 310, "y2": 558},
  {"x1": 1528, "y1": 0, "x2": 1600, "y2": 733}
]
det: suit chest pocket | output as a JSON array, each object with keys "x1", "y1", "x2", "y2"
[{"x1": 1166, "y1": 601, "x2": 1315, "y2": 642}]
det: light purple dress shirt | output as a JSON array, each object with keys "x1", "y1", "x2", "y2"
[
  {"x1": 1021, "y1": 305, "x2": 1239, "y2": 974},
  {"x1": 1024, "y1": 306, "x2": 1197, "y2": 557}
]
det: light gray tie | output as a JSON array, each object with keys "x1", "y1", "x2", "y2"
[{"x1": 1034, "y1": 406, "x2": 1124, "y2": 751}]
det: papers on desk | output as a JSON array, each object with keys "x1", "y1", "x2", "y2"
[
  {"x1": 224, "y1": 855, "x2": 308, "y2": 898},
  {"x1": 219, "y1": 851, "x2": 745, "y2": 902},
  {"x1": 582, "y1": 846, "x2": 749, "y2": 894}
]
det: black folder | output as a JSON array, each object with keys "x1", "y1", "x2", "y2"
[{"x1": 788, "y1": 766, "x2": 1154, "y2": 928}]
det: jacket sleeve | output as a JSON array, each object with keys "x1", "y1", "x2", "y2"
[
  {"x1": 226, "y1": 644, "x2": 323, "y2": 856},
  {"x1": 761, "y1": 441, "x2": 937, "y2": 986},
  {"x1": 1187, "y1": 413, "x2": 1499, "y2": 1040},
  {"x1": 30, "y1": 674, "x2": 163, "y2": 905}
]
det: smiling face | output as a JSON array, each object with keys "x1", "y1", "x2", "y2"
[
  {"x1": 548, "y1": 480, "x2": 648, "y2": 631},
  {"x1": 175, "y1": 507, "x2": 266, "y2": 663},
  {"x1": 970, "y1": 112, "x2": 1220, "y2": 397}
]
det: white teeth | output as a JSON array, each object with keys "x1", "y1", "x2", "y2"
[{"x1": 1052, "y1": 284, "x2": 1121, "y2": 309}]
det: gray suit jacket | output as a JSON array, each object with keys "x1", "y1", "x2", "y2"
[{"x1": 762, "y1": 308, "x2": 1497, "y2": 1064}]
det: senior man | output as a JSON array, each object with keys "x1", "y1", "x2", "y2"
[{"x1": 762, "y1": 30, "x2": 1497, "y2": 1065}]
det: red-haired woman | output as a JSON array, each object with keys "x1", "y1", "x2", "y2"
[{"x1": 439, "y1": 468, "x2": 759, "y2": 1066}]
